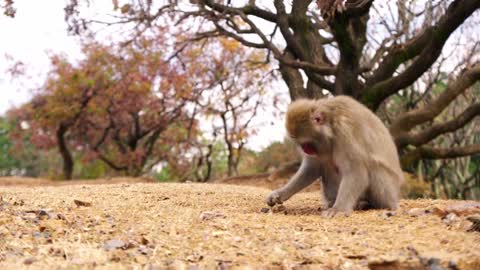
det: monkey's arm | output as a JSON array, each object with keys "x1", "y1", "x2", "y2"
[
  {"x1": 266, "y1": 157, "x2": 320, "y2": 207},
  {"x1": 325, "y1": 162, "x2": 369, "y2": 217}
]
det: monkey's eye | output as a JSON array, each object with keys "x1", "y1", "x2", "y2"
[{"x1": 312, "y1": 112, "x2": 325, "y2": 125}]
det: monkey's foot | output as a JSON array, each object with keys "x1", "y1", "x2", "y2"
[
  {"x1": 321, "y1": 208, "x2": 351, "y2": 218},
  {"x1": 266, "y1": 191, "x2": 283, "y2": 207}
]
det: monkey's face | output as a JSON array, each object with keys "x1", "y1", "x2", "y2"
[
  {"x1": 298, "y1": 108, "x2": 334, "y2": 157},
  {"x1": 310, "y1": 108, "x2": 334, "y2": 142},
  {"x1": 285, "y1": 102, "x2": 333, "y2": 157}
]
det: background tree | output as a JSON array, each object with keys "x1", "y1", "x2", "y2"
[
  {"x1": 254, "y1": 140, "x2": 300, "y2": 173},
  {"x1": 0, "y1": 117, "x2": 19, "y2": 176},
  {"x1": 7, "y1": 27, "x2": 276, "y2": 181},
  {"x1": 155, "y1": 37, "x2": 275, "y2": 180},
  {"x1": 8, "y1": 35, "x2": 200, "y2": 179},
  {"x1": 76, "y1": 38, "x2": 199, "y2": 177},
  {"x1": 63, "y1": 0, "x2": 480, "y2": 198},
  {"x1": 9, "y1": 47, "x2": 112, "y2": 179},
  {"x1": 191, "y1": 38, "x2": 272, "y2": 177},
  {"x1": 1, "y1": 0, "x2": 15, "y2": 17}
]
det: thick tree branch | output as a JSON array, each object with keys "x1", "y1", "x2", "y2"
[
  {"x1": 364, "y1": 0, "x2": 480, "y2": 109},
  {"x1": 402, "y1": 144, "x2": 480, "y2": 167},
  {"x1": 274, "y1": 0, "x2": 308, "y2": 61},
  {"x1": 201, "y1": 0, "x2": 278, "y2": 23},
  {"x1": 390, "y1": 63, "x2": 480, "y2": 136},
  {"x1": 279, "y1": 49, "x2": 306, "y2": 99},
  {"x1": 305, "y1": 72, "x2": 335, "y2": 93},
  {"x1": 326, "y1": 0, "x2": 371, "y2": 96},
  {"x1": 345, "y1": 0, "x2": 374, "y2": 17},
  {"x1": 98, "y1": 154, "x2": 128, "y2": 171},
  {"x1": 396, "y1": 103, "x2": 480, "y2": 148}
]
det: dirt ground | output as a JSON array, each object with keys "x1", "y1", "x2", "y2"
[{"x1": 0, "y1": 177, "x2": 479, "y2": 269}]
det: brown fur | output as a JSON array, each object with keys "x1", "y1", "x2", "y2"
[
  {"x1": 285, "y1": 99, "x2": 316, "y2": 139},
  {"x1": 267, "y1": 96, "x2": 404, "y2": 217}
]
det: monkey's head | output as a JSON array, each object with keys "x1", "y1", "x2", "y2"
[{"x1": 285, "y1": 99, "x2": 334, "y2": 157}]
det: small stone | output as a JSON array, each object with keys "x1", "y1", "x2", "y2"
[
  {"x1": 23, "y1": 257, "x2": 36, "y2": 265},
  {"x1": 141, "y1": 236, "x2": 149, "y2": 245},
  {"x1": 442, "y1": 213, "x2": 459, "y2": 226},
  {"x1": 448, "y1": 260, "x2": 458, "y2": 269},
  {"x1": 138, "y1": 246, "x2": 150, "y2": 255},
  {"x1": 381, "y1": 211, "x2": 396, "y2": 218},
  {"x1": 199, "y1": 211, "x2": 226, "y2": 221},
  {"x1": 104, "y1": 239, "x2": 126, "y2": 251},
  {"x1": 467, "y1": 215, "x2": 480, "y2": 232},
  {"x1": 260, "y1": 207, "x2": 270, "y2": 213}
]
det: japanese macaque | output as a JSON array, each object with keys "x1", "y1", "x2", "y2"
[{"x1": 266, "y1": 96, "x2": 404, "y2": 217}]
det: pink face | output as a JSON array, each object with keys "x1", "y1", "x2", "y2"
[
  {"x1": 311, "y1": 110, "x2": 326, "y2": 125},
  {"x1": 299, "y1": 110, "x2": 328, "y2": 156}
]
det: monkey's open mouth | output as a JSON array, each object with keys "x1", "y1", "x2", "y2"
[{"x1": 301, "y1": 143, "x2": 317, "y2": 155}]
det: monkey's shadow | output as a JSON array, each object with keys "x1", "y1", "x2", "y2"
[
  {"x1": 279, "y1": 206, "x2": 324, "y2": 216},
  {"x1": 266, "y1": 203, "x2": 386, "y2": 216}
]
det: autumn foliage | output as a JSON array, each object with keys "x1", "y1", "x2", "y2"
[{"x1": 7, "y1": 26, "x2": 273, "y2": 180}]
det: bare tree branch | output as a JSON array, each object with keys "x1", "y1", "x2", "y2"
[
  {"x1": 390, "y1": 63, "x2": 480, "y2": 137},
  {"x1": 396, "y1": 102, "x2": 480, "y2": 147},
  {"x1": 403, "y1": 144, "x2": 480, "y2": 164},
  {"x1": 364, "y1": 0, "x2": 480, "y2": 109}
]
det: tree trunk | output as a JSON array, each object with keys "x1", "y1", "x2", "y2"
[{"x1": 56, "y1": 124, "x2": 74, "y2": 180}]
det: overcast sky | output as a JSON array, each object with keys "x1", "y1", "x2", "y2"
[{"x1": 0, "y1": 0, "x2": 84, "y2": 115}]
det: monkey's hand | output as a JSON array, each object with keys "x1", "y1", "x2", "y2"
[
  {"x1": 321, "y1": 207, "x2": 351, "y2": 218},
  {"x1": 266, "y1": 190, "x2": 283, "y2": 207}
]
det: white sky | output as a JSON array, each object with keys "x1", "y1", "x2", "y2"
[
  {"x1": 0, "y1": 0, "x2": 83, "y2": 114},
  {"x1": 0, "y1": 0, "x2": 286, "y2": 150}
]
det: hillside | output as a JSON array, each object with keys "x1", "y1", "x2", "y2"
[{"x1": 0, "y1": 177, "x2": 479, "y2": 269}]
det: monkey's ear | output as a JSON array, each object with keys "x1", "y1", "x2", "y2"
[{"x1": 311, "y1": 111, "x2": 325, "y2": 125}]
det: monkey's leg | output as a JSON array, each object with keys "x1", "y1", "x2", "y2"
[
  {"x1": 368, "y1": 169, "x2": 400, "y2": 209},
  {"x1": 323, "y1": 167, "x2": 369, "y2": 217},
  {"x1": 266, "y1": 157, "x2": 320, "y2": 207}
]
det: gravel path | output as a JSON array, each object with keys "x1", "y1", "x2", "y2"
[{"x1": 0, "y1": 180, "x2": 479, "y2": 269}]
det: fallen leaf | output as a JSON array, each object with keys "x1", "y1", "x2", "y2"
[
  {"x1": 138, "y1": 246, "x2": 151, "y2": 255},
  {"x1": 186, "y1": 253, "x2": 203, "y2": 262},
  {"x1": 199, "y1": 211, "x2": 226, "y2": 221},
  {"x1": 407, "y1": 208, "x2": 430, "y2": 217},
  {"x1": 430, "y1": 205, "x2": 447, "y2": 217},
  {"x1": 74, "y1": 200, "x2": 92, "y2": 207},
  {"x1": 25, "y1": 209, "x2": 55, "y2": 220},
  {"x1": 346, "y1": 254, "x2": 367, "y2": 260},
  {"x1": 467, "y1": 215, "x2": 480, "y2": 232},
  {"x1": 140, "y1": 236, "x2": 149, "y2": 245}
]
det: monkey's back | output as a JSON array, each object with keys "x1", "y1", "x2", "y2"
[{"x1": 324, "y1": 96, "x2": 402, "y2": 177}]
